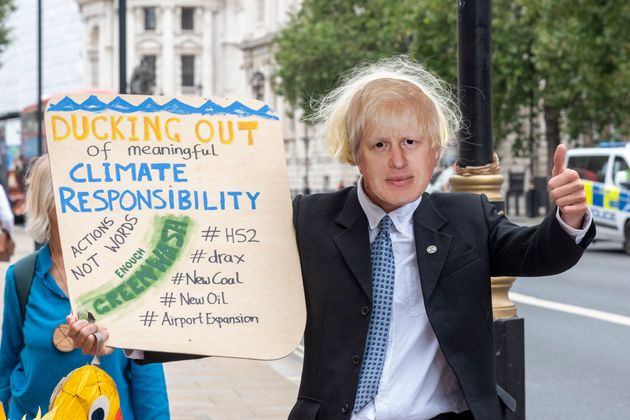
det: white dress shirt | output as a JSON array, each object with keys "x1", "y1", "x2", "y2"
[
  {"x1": 352, "y1": 181, "x2": 592, "y2": 420},
  {"x1": 353, "y1": 182, "x2": 468, "y2": 420}
]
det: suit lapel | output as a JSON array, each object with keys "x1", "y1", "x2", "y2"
[
  {"x1": 413, "y1": 193, "x2": 452, "y2": 301},
  {"x1": 333, "y1": 188, "x2": 372, "y2": 302}
]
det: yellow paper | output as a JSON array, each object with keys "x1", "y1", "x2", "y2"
[{"x1": 49, "y1": 365, "x2": 121, "y2": 420}]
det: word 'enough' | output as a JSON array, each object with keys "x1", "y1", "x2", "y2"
[
  {"x1": 78, "y1": 215, "x2": 192, "y2": 315},
  {"x1": 50, "y1": 115, "x2": 259, "y2": 145},
  {"x1": 115, "y1": 248, "x2": 146, "y2": 279},
  {"x1": 58, "y1": 188, "x2": 260, "y2": 213}
]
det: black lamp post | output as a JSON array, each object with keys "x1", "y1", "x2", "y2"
[
  {"x1": 456, "y1": 2, "x2": 525, "y2": 419},
  {"x1": 36, "y1": 0, "x2": 42, "y2": 156},
  {"x1": 457, "y1": 0, "x2": 493, "y2": 168}
]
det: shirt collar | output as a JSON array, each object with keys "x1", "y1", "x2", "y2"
[
  {"x1": 36, "y1": 242, "x2": 52, "y2": 275},
  {"x1": 357, "y1": 177, "x2": 421, "y2": 237},
  {"x1": 37, "y1": 243, "x2": 67, "y2": 299}
]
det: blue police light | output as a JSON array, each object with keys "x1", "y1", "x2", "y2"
[{"x1": 597, "y1": 141, "x2": 629, "y2": 148}]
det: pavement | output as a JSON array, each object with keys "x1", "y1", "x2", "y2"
[
  {"x1": 0, "y1": 225, "x2": 302, "y2": 420},
  {"x1": 0, "y1": 211, "x2": 542, "y2": 419}
]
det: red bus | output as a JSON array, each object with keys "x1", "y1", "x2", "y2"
[
  {"x1": 12, "y1": 90, "x2": 114, "y2": 218},
  {"x1": 20, "y1": 98, "x2": 50, "y2": 163}
]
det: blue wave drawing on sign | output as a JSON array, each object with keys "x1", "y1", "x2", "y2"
[{"x1": 48, "y1": 95, "x2": 279, "y2": 120}]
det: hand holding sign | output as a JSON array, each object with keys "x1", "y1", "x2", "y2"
[
  {"x1": 66, "y1": 314, "x2": 113, "y2": 357},
  {"x1": 548, "y1": 144, "x2": 588, "y2": 229}
]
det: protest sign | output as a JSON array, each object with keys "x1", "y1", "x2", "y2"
[{"x1": 44, "y1": 93, "x2": 305, "y2": 359}]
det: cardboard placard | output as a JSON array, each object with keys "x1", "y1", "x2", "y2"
[{"x1": 45, "y1": 93, "x2": 305, "y2": 359}]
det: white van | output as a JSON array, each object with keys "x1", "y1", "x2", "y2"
[{"x1": 566, "y1": 142, "x2": 630, "y2": 254}]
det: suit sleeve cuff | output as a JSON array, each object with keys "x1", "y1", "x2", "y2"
[{"x1": 555, "y1": 207, "x2": 593, "y2": 244}]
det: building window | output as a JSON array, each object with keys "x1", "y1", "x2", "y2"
[
  {"x1": 143, "y1": 55, "x2": 157, "y2": 79},
  {"x1": 144, "y1": 7, "x2": 156, "y2": 31},
  {"x1": 88, "y1": 26, "x2": 99, "y2": 87},
  {"x1": 181, "y1": 55, "x2": 195, "y2": 87},
  {"x1": 89, "y1": 52, "x2": 99, "y2": 87},
  {"x1": 130, "y1": 54, "x2": 157, "y2": 94},
  {"x1": 250, "y1": 71, "x2": 265, "y2": 100},
  {"x1": 141, "y1": 54, "x2": 157, "y2": 94},
  {"x1": 181, "y1": 7, "x2": 195, "y2": 31}
]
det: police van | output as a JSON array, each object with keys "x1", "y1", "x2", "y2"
[{"x1": 566, "y1": 142, "x2": 630, "y2": 254}]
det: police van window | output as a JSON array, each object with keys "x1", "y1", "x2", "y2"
[
  {"x1": 612, "y1": 157, "x2": 629, "y2": 174},
  {"x1": 612, "y1": 157, "x2": 629, "y2": 187},
  {"x1": 567, "y1": 156, "x2": 608, "y2": 183}
]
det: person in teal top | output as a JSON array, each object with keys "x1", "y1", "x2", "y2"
[{"x1": 0, "y1": 155, "x2": 170, "y2": 420}]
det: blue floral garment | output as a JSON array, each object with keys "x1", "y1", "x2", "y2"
[{"x1": 0, "y1": 244, "x2": 170, "y2": 420}]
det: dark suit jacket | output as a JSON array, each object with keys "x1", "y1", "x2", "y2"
[{"x1": 288, "y1": 187, "x2": 594, "y2": 420}]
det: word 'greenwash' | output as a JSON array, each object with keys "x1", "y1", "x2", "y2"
[{"x1": 77, "y1": 214, "x2": 193, "y2": 316}]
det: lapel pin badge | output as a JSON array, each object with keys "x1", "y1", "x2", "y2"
[{"x1": 426, "y1": 245, "x2": 437, "y2": 254}]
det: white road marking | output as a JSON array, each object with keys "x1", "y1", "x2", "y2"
[{"x1": 510, "y1": 292, "x2": 630, "y2": 327}]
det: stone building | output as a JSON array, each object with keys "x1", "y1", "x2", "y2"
[
  {"x1": 76, "y1": 0, "x2": 357, "y2": 194},
  {"x1": 2, "y1": 0, "x2": 541, "y2": 199}
]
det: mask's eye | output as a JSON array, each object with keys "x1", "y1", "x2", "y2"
[
  {"x1": 404, "y1": 139, "x2": 416, "y2": 145},
  {"x1": 375, "y1": 141, "x2": 385, "y2": 149},
  {"x1": 89, "y1": 395, "x2": 110, "y2": 420}
]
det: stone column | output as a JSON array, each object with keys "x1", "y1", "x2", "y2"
[
  {"x1": 126, "y1": 5, "x2": 136, "y2": 84},
  {"x1": 162, "y1": 5, "x2": 175, "y2": 95},
  {"x1": 106, "y1": 2, "x2": 115, "y2": 89},
  {"x1": 201, "y1": 6, "x2": 213, "y2": 97},
  {"x1": 83, "y1": 20, "x2": 94, "y2": 87}
]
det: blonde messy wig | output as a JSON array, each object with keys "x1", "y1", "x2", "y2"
[
  {"x1": 310, "y1": 56, "x2": 461, "y2": 165},
  {"x1": 25, "y1": 154, "x2": 55, "y2": 243}
]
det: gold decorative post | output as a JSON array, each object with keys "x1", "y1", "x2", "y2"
[{"x1": 449, "y1": 154, "x2": 517, "y2": 319}]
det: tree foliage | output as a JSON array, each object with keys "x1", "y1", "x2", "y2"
[
  {"x1": 0, "y1": 0, "x2": 14, "y2": 57},
  {"x1": 274, "y1": 0, "x2": 630, "y2": 167},
  {"x1": 274, "y1": 0, "x2": 414, "y2": 119},
  {"x1": 527, "y1": 0, "x2": 630, "y2": 170}
]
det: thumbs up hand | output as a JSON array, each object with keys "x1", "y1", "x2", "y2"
[{"x1": 548, "y1": 144, "x2": 588, "y2": 229}]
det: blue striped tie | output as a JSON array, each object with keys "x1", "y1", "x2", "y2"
[{"x1": 353, "y1": 215, "x2": 395, "y2": 412}]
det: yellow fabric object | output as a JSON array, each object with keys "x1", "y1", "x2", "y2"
[
  {"x1": 49, "y1": 365, "x2": 122, "y2": 420},
  {"x1": 28, "y1": 407, "x2": 55, "y2": 419},
  {"x1": 1, "y1": 401, "x2": 5, "y2": 420}
]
